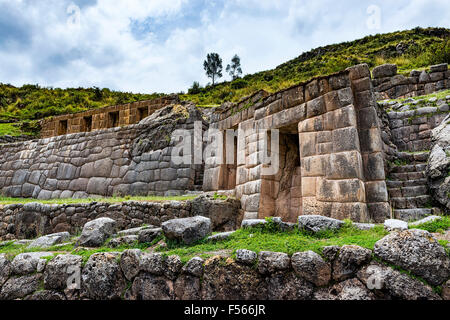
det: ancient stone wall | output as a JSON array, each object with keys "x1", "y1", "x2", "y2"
[
  {"x1": 0, "y1": 196, "x2": 241, "y2": 241},
  {"x1": 0, "y1": 105, "x2": 205, "y2": 200},
  {"x1": 204, "y1": 64, "x2": 391, "y2": 223},
  {"x1": 372, "y1": 63, "x2": 450, "y2": 100},
  {"x1": 40, "y1": 96, "x2": 178, "y2": 138},
  {"x1": 0, "y1": 135, "x2": 33, "y2": 145}
]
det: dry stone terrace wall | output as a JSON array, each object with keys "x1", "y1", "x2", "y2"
[
  {"x1": 372, "y1": 63, "x2": 450, "y2": 100},
  {"x1": 204, "y1": 64, "x2": 391, "y2": 223},
  {"x1": 0, "y1": 196, "x2": 241, "y2": 241},
  {"x1": 40, "y1": 96, "x2": 178, "y2": 138},
  {"x1": 0, "y1": 105, "x2": 205, "y2": 200}
]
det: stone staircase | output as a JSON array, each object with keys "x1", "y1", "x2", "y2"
[{"x1": 387, "y1": 151, "x2": 438, "y2": 221}]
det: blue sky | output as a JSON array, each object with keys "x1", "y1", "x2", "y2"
[{"x1": 0, "y1": 0, "x2": 449, "y2": 93}]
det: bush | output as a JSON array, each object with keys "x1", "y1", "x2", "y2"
[
  {"x1": 230, "y1": 78, "x2": 248, "y2": 89},
  {"x1": 188, "y1": 81, "x2": 202, "y2": 94}
]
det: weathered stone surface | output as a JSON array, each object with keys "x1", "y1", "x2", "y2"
[
  {"x1": 241, "y1": 219, "x2": 267, "y2": 228},
  {"x1": 182, "y1": 257, "x2": 204, "y2": 277},
  {"x1": 384, "y1": 219, "x2": 408, "y2": 231},
  {"x1": 332, "y1": 245, "x2": 372, "y2": 281},
  {"x1": 132, "y1": 273, "x2": 174, "y2": 300},
  {"x1": 207, "y1": 231, "x2": 235, "y2": 241},
  {"x1": 442, "y1": 280, "x2": 450, "y2": 300},
  {"x1": 120, "y1": 249, "x2": 143, "y2": 281},
  {"x1": 138, "y1": 228, "x2": 162, "y2": 244},
  {"x1": 44, "y1": 254, "x2": 82, "y2": 290},
  {"x1": 291, "y1": 250, "x2": 331, "y2": 286},
  {"x1": 12, "y1": 252, "x2": 53, "y2": 275},
  {"x1": 372, "y1": 64, "x2": 397, "y2": 79},
  {"x1": 0, "y1": 253, "x2": 12, "y2": 287},
  {"x1": 162, "y1": 216, "x2": 211, "y2": 244},
  {"x1": 257, "y1": 251, "x2": 290, "y2": 274},
  {"x1": 174, "y1": 275, "x2": 201, "y2": 300},
  {"x1": 25, "y1": 290, "x2": 66, "y2": 300},
  {"x1": 409, "y1": 215, "x2": 442, "y2": 226},
  {"x1": 266, "y1": 272, "x2": 314, "y2": 300},
  {"x1": 353, "y1": 223, "x2": 375, "y2": 230},
  {"x1": 357, "y1": 262, "x2": 441, "y2": 300},
  {"x1": 0, "y1": 274, "x2": 42, "y2": 300},
  {"x1": 81, "y1": 252, "x2": 126, "y2": 300},
  {"x1": 27, "y1": 232, "x2": 71, "y2": 249},
  {"x1": 236, "y1": 249, "x2": 257, "y2": 265},
  {"x1": 374, "y1": 229, "x2": 450, "y2": 286},
  {"x1": 165, "y1": 255, "x2": 182, "y2": 280},
  {"x1": 329, "y1": 278, "x2": 375, "y2": 300},
  {"x1": 140, "y1": 253, "x2": 165, "y2": 275},
  {"x1": 77, "y1": 217, "x2": 116, "y2": 247},
  {"x1": 190, "y1": 195, "x2": 241, "y2": 231},
  {"x1": 201, "y1": 256, "x2": 267, "y2": 300},
  {"x1": 108, "y1": 235, "x2": 138, "y2": 248},
  {"x1": 298, "y1": 215, "x2": 344, "y2": 233}
]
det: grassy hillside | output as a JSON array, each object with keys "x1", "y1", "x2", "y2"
[{"x1": 0, "y1": 27, "x2": 449, "y2": 126}]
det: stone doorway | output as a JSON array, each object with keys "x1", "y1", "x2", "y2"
[{"x1": 259, "y1": 126, "x2": 302, "y2": 222}]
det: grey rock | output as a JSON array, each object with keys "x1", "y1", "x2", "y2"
[
  {"x1": 357, "y1": 262, "x2": 441, "y2": 300},
  {"x1": 27, "y1": 232, "x2": 71, "y2": 249},
  {"x1": 298, "y1": 215, "x2": 344, "y2": 233},
  {"x1": 25, "y1": 290, "x2": 66, "y2": 300},
  {"x1": 138, "y1": 227, "x2": 162, "y2": 244},
  {"x1": 164, "y1": 255, "x2": 182, "y2": 280},
  {"x1": 0, "y1": 274, "x2": 42, "y2": 300},
  {"x1": 182, "y1": 257, "x2": 204, "y2": 277},
  {"x1": 241, "y1": 219, "x2": 267, "y2": 228},
  {"x1": 81, "y1": 252, "x2": 126, "y2": 300},
  {"x1": 291, "y1": 251, "x2": 331, "y2": 286},
  {"x1": 0, "y1": 254, "x2": 12, "y2": 287},
  {"x1": 207, "y1": 231, "x2": 235, "y2": 241},
  {"x1": 409, "y1": 215, "x2": 442, "y2": 226},
  {"x1": 332, "y1": 245, "x2": 372, "y2": 281},
  {"x1": 374, "y1": 229, "x2": 450, "y2": 286},
  {"x1": 162, "y1": 216, "x2": 211, "y2": 244},
  {"x1": 77, "y1": 217, "x2": 116, "y2": 247},
  {"x1": 330, "y1": 278, "x2": 375, "y2": 300},
  {"x1": 120, "y1": 249, "x2": 143, "y2": 281},
  {"x1": 12, "y1": 252, "x2": 54, "y2": 275},
  {"x1": 384, "y1": 219, "x2": 408, "y2": 231},
  {"x1": 257, "y1": 251, "x2": 290, "y2": 274},
  {"x1": 140, "y1": 253, "x2": 165, "y2": 275},
  {"x1": 265, "y1": 272, "x2": 314, "y2": 300},
  {"x1": 44, "y1": 254, "x2": 82, "y2": 290},
  {"x1": 353, "y1": 223, "x2": 376, "y2": 230},
  {"x1": 236, "y1": 249, "x2": 257, "y2": 265},
  {"x1": 419, "y1": 71, "x2": 431, "y2": 83},
  {"x1": 430, "y1": 63, "x2": 448, "y2": 73},
  {"x1": 108, "y1": 235, "x2": 138, "y2": 248},
  {"x1": 372, "y1": 64, "x2": 397, "y2": 78},
  {"x1": 322, "y1": 245, "x2": 341, "y2": 262},
  {"x1": 118, "y1": 226, "x2": 153, "y2": 236}
]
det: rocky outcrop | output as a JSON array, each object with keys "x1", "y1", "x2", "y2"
[
  {"x1": 374, "y1": 229, "x2": 450, "y2": 286},
  {"x1": 298, "y1": 215, "x2": 344, "y2": 233},
  {"x1": 427, "y1": 114, "x2": 450, "y2": 212}
]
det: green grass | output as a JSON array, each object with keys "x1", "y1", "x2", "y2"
[
  {"x1": 409, "y1": 215, "x2": 450, "y2": 233},
  {"x1": 394, "y1": 89, "x2": 450, "y2": 104},
  {"x1": 0, "y1": 195, "x2": 198, "y2": 205},
  {"x1": 0, "y1": 123, "x2": 27, "y2": 136}
]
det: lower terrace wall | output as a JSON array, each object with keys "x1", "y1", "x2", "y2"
[
  {"x1": 0, "y1": 196, "x2": 241, "y2": 241},
  {"x1": 0, "y1": 104, "x2": 206, "y2": 200}
]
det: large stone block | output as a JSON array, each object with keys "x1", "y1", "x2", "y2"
[
  {"x1": 332, "y1": 105, "x2": 357, "y2": 129},
  {"x1": 326, "y1": 151, "x2": 363, "y2": 179},
  {"x1": 306, "y1": 96, "x2": 326, "y2": 118},
  {"x1": 317, "y1": 178, "x2": 365, "y2": 203},
  {"x1": 365, "y1": 181, "x2": 389, "y2": 203},
  {"x1": 372, "y1": 64, "x2": 397, "y2": 79},
  {"x1": 332, "y1": 127, "x2": 360, "y2": 152},
  {"x1": 330, "y1": 202, "x2": 368, "y2": 222},
  {"x1": 301, "y1": 155, "x2": 327, "y2": 177}
]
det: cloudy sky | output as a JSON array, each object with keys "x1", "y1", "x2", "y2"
[{"x1": 0, "y1": 0, "x2": 449, "y2": 94}]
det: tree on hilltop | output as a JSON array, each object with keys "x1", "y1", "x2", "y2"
[
  {"x1": 226, "y1": 54, "x2": 243, "y2": 80},
  {"x1": 203, "y1": 53, "x2": 223, "y2": 86}
]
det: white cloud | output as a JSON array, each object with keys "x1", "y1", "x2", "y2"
[{"x1": 0, "y1": 0, "x2": 449, "y2": 93}]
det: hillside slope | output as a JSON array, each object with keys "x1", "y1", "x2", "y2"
[{"x1": 0, "y1": 27, "x2": 449, "y2": 125}]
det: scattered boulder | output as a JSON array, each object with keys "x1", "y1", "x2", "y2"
[
  {"x1": 353, "y1": 223, "x2": 376, "y2": 230},
  {"x1": 162, "y1": 216, "x2": 211, "y2": 244},
  {"x1": 291, "y1": 251, "x2": 331, "y2": 286},
  {"x1": 241, "y1": 219, "x2": 267, "y2": 228},
  {"x1": 409, "y1": 215, "x2": 442, "y2": 226},
  {"x1": 11, "y1": 252, "x2": 53, "y2": 275},
  {"x1": 81, "y1": 252, "x2": 126, "y2": 300},
  {"x1": 257, "y1": 251, "x2": 290, "y2": 275},
  {"x1": 44, "y1": 254, "x2": 83, "y2": 290},
  {"x1": 138, "y1": 227, "x2": 162, "y2": 244},
  {"x1": 118, "y1": 226, "x2": 154, "y2": 237},
  {"x1": 207, "y1": 231, "x2": 235, "y2": 241},
  {"x1": 236, "y1": 249, "x2": 257, "y2": 266},
  {"x1": 191, "y1": 195, "x2": 241, "y2": 231},
  {"x1": 298, "y1": 215, "x2": 344, "y2": 233},
  {"x1": 77, "y1": 217, "x2": 116, "y2": 247},
  {"x1": 27, "y1": 232, "x2": 71, "y2": 249},
  {"x1": 384, "y1": 219, "x2": 408, "y2": 231},
  {"x1": 332, "y1": 245, "x2": 372, "y2": 281},
  {"x1": 374, "y1": 229, "x2": 450, "y2": 286}
]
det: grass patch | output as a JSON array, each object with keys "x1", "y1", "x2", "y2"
[
  {"x1": 0, "y1": 195, "x2": 198, "y2": 205},
  {"x1": 155, "y1": 221, "x2": 390, "y2": 264},
  {"x1": 409, "y1": 215, "x2": 450, "y2": 233},
  {"x1": 0, "y1": 123, "x2": 24, "y2": 136}
]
